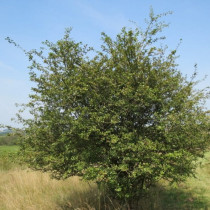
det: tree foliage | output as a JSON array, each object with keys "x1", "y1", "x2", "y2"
[{"x1": 9, "y1": 10, "x2": 210, "y2": 205}]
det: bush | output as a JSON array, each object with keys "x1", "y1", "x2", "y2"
[{"x1": 8, "y1": 9, "x2": 210, "y2": 207}]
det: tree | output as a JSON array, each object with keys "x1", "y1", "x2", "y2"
[{"x1": 9, "y1": 10, "x2": 210, "y2": 207}]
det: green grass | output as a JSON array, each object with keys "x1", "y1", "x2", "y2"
[
  {"x1": 152, "y1": 151, "x2": 210, "y2": 209},
  {"x1": 0, "y1": 145, "x2": 19, "y2": 154},
  {"x1": 0, "y1": 145, "x2": 20, "y2": 171}
]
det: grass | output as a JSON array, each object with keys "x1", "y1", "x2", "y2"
[
  {"x1": 0, "y1": 145, "x2": 20, "y2": 171},
  {"x1": 0, "y1": 145, "x2": 19, "y2": 154},
  {"x1": 156, "y1": 151, "x2": 210, "y2": 209},
  {"x1": 0, "y1": 147, "x2": 210, "y2": 209},
  {"x1": 0, "y1": 170, "x2": 101, "y2": 210}
]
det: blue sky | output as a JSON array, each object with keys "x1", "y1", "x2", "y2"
[{"x1": 0, "y1": 0, "x2": 210, "y2": 127}]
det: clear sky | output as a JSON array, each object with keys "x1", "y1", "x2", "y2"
[{"x1": 0, "y1": 0, "x2": 210, "y2": 127}]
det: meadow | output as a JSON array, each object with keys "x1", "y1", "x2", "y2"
[{"x1": 0, "y1": 144, "x2": 210, "y2": 209}]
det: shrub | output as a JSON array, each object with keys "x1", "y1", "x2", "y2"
[{"x1": 8, "y1": 9, "x2": 210, "y2": 207}]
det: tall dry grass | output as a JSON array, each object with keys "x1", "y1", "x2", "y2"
[
  {"x1": 0, "y1": 151, "x2": 210, "y2": 209},
  {"x1": 1, "y1": 168, "x2": 209, "y2": 210},
  {"x1": 0, "y1": 169, "x2": 99, "y2": 210}
]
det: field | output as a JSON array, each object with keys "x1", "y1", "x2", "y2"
[
  {"x1": 0, "y1": 145, "x2": 210, "y2": 209},
  {"x1": 0, "y1": 145, "x2": 19, "y2": 153}
]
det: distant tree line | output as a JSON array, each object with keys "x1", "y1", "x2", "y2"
[{"x1": 0, "y1": 134, "x2": 18, "y2": 145}]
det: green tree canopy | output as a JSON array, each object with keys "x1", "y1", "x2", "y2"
[{"x1": 10, "y1": 10, "x2": 210, "y2": 206}]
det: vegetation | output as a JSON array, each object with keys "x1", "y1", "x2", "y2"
[
  {"x1": 0, "y1": 145, "x2": 19, "y2": 153},
  {"x1": 0, "y1": 128, "x2": 19, "y2": 146},
  {"x1": 0, "y1": 129, "x2": 12, "y2": 136},
  {"x1": 0, "y1": 146, "x2": 210, "y2": 209},
  {"x1": 7, "y1": 10, "x2": 210, "y2": 207},
  {"x1": 0, "y1": 145, "x2": 20, "y2": 171},
  {"x1": 0, "y1": 134, "x2": 19, "y2": 145}
]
